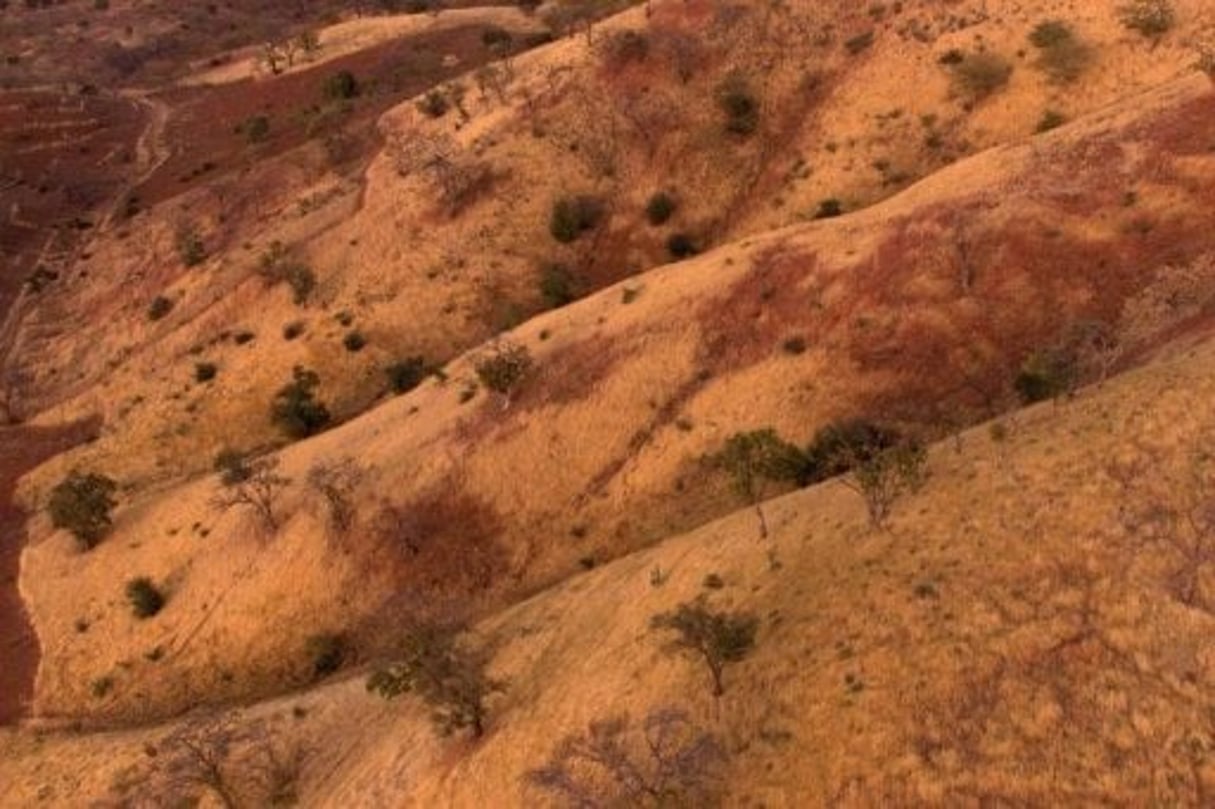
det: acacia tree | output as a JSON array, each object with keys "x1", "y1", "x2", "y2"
[
  {"x1": 526, "y1": 707, "x2": 725, "y2": 805},
  {"x1": 48, "y1": 471, "x2": 118, "y2": 550},
  {"x1": 212, "y1": 457, "x2": 292, "y2": 533},
  {"x1": 650, "y1": 600, "x2": 758, "y2": 697},
  {"x1": 840, "y1": 441, "x2": 927, "y2": 529},
  {"x1": 366, "y1": 623, "x2": 504, "y2": 738},
  {"x1": 715, "y1": 429, "x2": 805, "y2": 538}
]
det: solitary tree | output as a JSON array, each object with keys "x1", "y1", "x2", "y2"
[
  {"x1": 841, "y1": 441, "x2": 927, "y2": 529},
  {"x1": 366, "y1": 623, "x2": 503, "y2": 738},
  {"x1": 48, "y1": 471, "x2": 118, "y2": 550},
  {"x1": 650, "y1": 600, "x2": 758, "y2": 697},
  {"x1": 526, "y1": 707, "x2": 725, "y2": 805},
  {"x1": 715, "y1": 429, "x2": 805, "y2": 538},
  {"x1": 212, "y1": 457, "x2": 292, "y2": 533}
]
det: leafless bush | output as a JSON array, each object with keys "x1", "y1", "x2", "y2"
[
  {"x1": 306, "y1": 457, "x2": 362, "y2": 534},
  {"x1": 526, "y1": 707, "x2": 725, "y2": 806},
  {"x1": 212, "y1": 456, "x2": 292, "y2": 533}
]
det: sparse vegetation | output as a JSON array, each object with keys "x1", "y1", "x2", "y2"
[
  {"x1": 386, "y1": 356, "x2": 428, "y2": 394},
  {"x1": 651, "y1": 600, "x2": 758, "y2": 696},
  {"x1": 147, "y1": 295, "x2": 174, "y2": 321},
  {"x1": 716, "y1": 73, "x2": 759, "y2": 136},
  {"x1": 125, "y1": 577, "x2": 165, "y2": 619},
  {"x1": 176, "y1": 225, "x2": 206, "y2": 267},
  {"x1": 527, "y1": 708, "x2": 725, "y2": 805},
  {"x1": 48, "y1": 471, "x2": 118, "y2": 550},
  {"x1": 306, "y1": 458, "x2": 361, "y2": 533},
  {"x1": 1118, "y1": 0, "x2": 1175, "y2": 39},
  {"x1": 539, "y1": 263, "x2": 580, "y2": 308},
  {"x1": 947, "y1": 51, "x2": 1013, "y2": 101},
  {"x1": 715, "y1": 429, "x2": 805, "y2": 538},
  {"x1": 270, "y1": 366, "x2": 331, "y2": 438},
  {"x1": 257, "y1": 241, "x2": 316, "y2": 305},
  {"x1": 211, "y1": 456, "x2": 291, "y2": 533},
  {"x1": 645, "y1": 191, "x2": 677, "y2": 226},
  {"x1": 549, "y1": 195, "x2": 604, "y2": 243},
  {"x1": 1028, "y1": 20, "x2": 1092, "y2": 83},
  {"x1": 474, "y1": 340, "x2": 534, "y2": 402},
  {"x1": 367, "y1": 623, "x2": 504, "y2": 738}
]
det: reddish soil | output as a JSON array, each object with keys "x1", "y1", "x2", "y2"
[
  {"x1": 133, "y1": 22, "x2": 539, "y2": 208},
  {"x1": 0, "y1": 419, "x2": 100, "y2": 727},
  {"x1": 0, "y1": 89, "x2": 146, "y2": 307}
]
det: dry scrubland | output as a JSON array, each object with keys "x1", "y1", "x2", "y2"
[
  {"x1": 2, "y1": 0, "x2": 1215, "y2": 804},
  {"x1": 5, "y1": 325, "x2": 1215, "y2": 805}
]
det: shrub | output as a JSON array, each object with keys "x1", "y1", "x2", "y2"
[
  {"x1": 1014, "y1": 348, "x2": 1077, "y2": 403},
  {"x1": 474, "y1": 341, "x2": 533, "y2": 400},
  {"x1": 527, "y1": 708, "x2": 725, "y2": 805},
  {"x1": 948, "y1": 51, "x2": 1013, "y2": 101},
  {"x1": 48, "y1": 472, "x2": 118, "y2": 550},
  {"x1": 286, "y1": 265, "x2": 316, "y2": 305},
  {"x1": 176, "y1": 225, "x2": 206, "y2": 267},
  {"x1": 323, "y1": 69, "x2": 359, "y2": 100},
  {"x1": 481, "y1": 25, "x2": 512, "y2": 50},
  {"x1": 126, "y1": 577, "x2": 165, "y2": 619},
  {"x1": 644, "y1": 191, "x2": 677, "y2": 225},
  {"x1": 716, "y1": 74, "x2": 759, "y2": 136},
  {"x1": 549, "y1": 195, "x2": 604, "y2": 243},
  {"x1": 211, "y1": 456, "x2": 292, "y2": 532},
  {"x1": 538, "y1": 263, "x2": 579, "y2": 308},
  {"x1": 416, "y1": 89, "x2": 449, "y2": 118},
  {"x1": 386, "y1": 356, "x2": 427, "y2": 394},
  {"x1": 715, "y1": 429, "x2": 806, "y2": 538},
  {"x1": 813, "y1": 198, "x2": 844, "y2": 219},
  {"x1": 666, "y1": 233, "x2": 699, "y2": 260},
  {"x1": 844, "y1": 29, "x2": 875, "y2": 55},
  {"x1": 237, "y1": 114, "x2": 270, "y2": 144},
  {"x1": 801, "y1": 420, "x2": 900, "y2": 485},
  {"x1": 1118, "y1": 0, "x2": 1174, "y2": 39},
  {"x1": 214, "y1": 449, "x2": 252, "y2": 485},
  {"x1": 258, "y1": 241, "x2": 316, "y2": 305},
  {"x1": 282, "y1": 320, "x2": 305, "y2": 340},
  {"x1": 1036, "y1": 109, "x2": 1067, "y2": 132},
  {"x1": 147, "y1": 295, "x2": 174, "y2": 321},
  {"x1": 194, "y1": 362, "x2": 217, "y2": 383},
  {"x1": 343, "y1": 332, "x2": 367, "y2": 352},
  {"x1": 306, "y1": 633, "x2": 345, "y2": 678},
  {"x1": 650, "y1": 600, "x2": 758, "y2": 696},
  {"x1": 1028, "y1": 20, "x2": 1092, "y2": 83},
  {"x1": 367, "y1": 623, "x2": 504, "y2": 738},
  {"x1": 271, "y1": 366, "x2": 331, "y2": 438}
]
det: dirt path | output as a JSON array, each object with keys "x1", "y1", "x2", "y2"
[{"x1": 0, "y1": 421, "x2": 98, "y2": 726}]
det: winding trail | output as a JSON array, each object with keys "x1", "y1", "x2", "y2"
[{"x1": 0, "y1": 420, "x2": 98, "y2": 726}]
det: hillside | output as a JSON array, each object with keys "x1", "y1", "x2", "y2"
[
  {"x1": 2, "y1": 0, "x2": 1215, "y2": 805},
  {"x1": 3, "y1": 320, "x2": 1215, "y2": 805}
]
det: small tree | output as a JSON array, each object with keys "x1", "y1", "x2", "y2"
[
  {"x1": 366, "y1": 623, "x2": 504, "y2": 738},
  {"x1": 271, "y1": 366, "x2": 331, "y2": 438},
  {"x1": 474, "y1": 340, "x2": 533, "y2": 405},
  {"x1": 715, "y1": 429, "x2": 806, "y2": 538},
  {"x1": 212, "y1": 457, "x2": 291, "y2": 533},
  {"x1": 526, "y1": 707, "x2": 725, "y2": 805},
  {"x1": 306, "y1": 457, "x2": 362, "y2": 533},
  {"x1": 650, "y1": 600, "x2": 758, "y2": 696},
  {"x1": 841, "y1": 441, "x2": 927, "y2": 529},
  {"x1": 48, "y1": 471, "x2": 118, "y2": 550}
]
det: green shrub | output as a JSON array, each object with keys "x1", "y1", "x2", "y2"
[
  {"x1": 1118, "y1": 0, "x2": 1174, "y2": 38},
  {"x1": 644, "y1": 191, "x2": 677, "y2": 226},
  {"x1": 147, "y1": 295, "x2": 174, "y2": 321},
  {"x1": 386, "y1": 357, "x2": 427, "y2": 394},
  {"x1": 343, "y1": 331, "x2": 367, "y2": 352},
  {"x1": 948, "y1": 51, "x2": 1013, "y2": 100},
  {"x1": 549, "y1": 195, "x2": 604, "y2": 243},
  {"x1": 286, "y1": 265, "x2": 316, "y2": 305},
  {"x1": 1028, "y1": 20, "x2": 1092, "y2": 83},
  {"x1": 801, "y1": 420, "x2": 900, "y2": 486},
  {"x1": 271, "y1": 366, "x2": 331, "y2": 438},
  {"x1": 194, "y1": 362, "x2": 218, "y2": 383},
  {"x1": 48, "y1": 472, "x2": 118, "y2": 550},
  {"x1": 176, "y1": 225, "x2": 206, "y2": 267},
  {"x1": 1014, "y1": 348, "x2": 1076, "y2": 403},
  {"x1": 538, "y1": 263, "x2": 579, "y2": 308},
  {"x1": 126, "y1": 577, "x2": 165, "y2": 619},
  {"x1": 813, "y1": 198, "x2": 844, "y2": 219}
]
